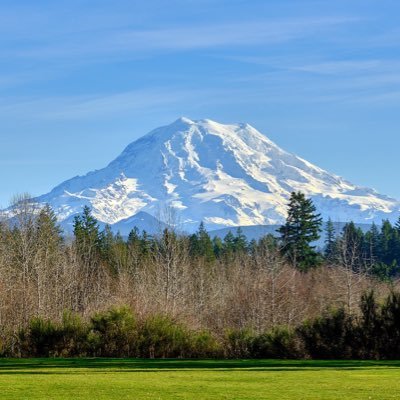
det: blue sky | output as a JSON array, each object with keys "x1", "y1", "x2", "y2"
[{"x1": 1, "y1": 0, "x2": 400, "y2": 206}]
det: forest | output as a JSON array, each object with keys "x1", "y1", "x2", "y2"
[{"x1": 1, "y1": 192, "x2": 400, "y2": 359}]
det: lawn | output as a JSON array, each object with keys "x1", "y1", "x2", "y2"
[{"x1": 1, "y1": 358, "x2": 400, "y2": 399}]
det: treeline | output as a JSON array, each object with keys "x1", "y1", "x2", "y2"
[
  {"x1": 325, "y1": 219, "x2": 400, "y2": 279},
  {"x1": 0, "y1": 192, "x2": 399, "y2": 358}
]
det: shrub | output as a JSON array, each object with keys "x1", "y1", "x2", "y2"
[
  {"x1": 58, "y1": 311, "x2": 90, "y2": 357},
  {"x1": 297, "y1": 308, "x2": 354, "y2": 359},
  {"x1": 252, "y1": 327, "x2": 301, "y2": 359},
  {"x1": 19, "y1": 317, "x2": 61, "y2": 357},
  {"x1": 356, "y1": 291, "x2": 381, "y2": 359},
  {"x1": 138, "y1": 314, "x2": 191, "y2": 358},
  {"x1": 223, "y1": 329, "x2": 254, "y2": 358},
  {"x1": 89, "y1": 306, "x2": 137, "y2": 357},
  {"x1": 189, "y1": 330, "x2": 222, "y2": 358}
]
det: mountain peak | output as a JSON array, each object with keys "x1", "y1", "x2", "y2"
[
  {"x1": 171, "y1": 117, "x2": 251, "y2": 132},
  {"x1": 35, "y1": 117, "x2": 400, "y2": 231},
  {"x1": 174, "y1": 116, "x2": 195, "y2": 125},
  {"x1": 159, "y1": 118, "x2": 277, "y2": 150}
]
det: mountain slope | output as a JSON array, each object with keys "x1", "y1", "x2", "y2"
[{"x1": 37, "y1": 117, "x2": 400, "y2": 231}]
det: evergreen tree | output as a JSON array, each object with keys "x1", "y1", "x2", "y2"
[
  {"x1": 196, "y1": 222, "x2": 215, "y2": 262},
  {"x1": 212, "y1": 236, "x2": 224, "y2": 258},
  {"x1": 140, "y1": 230, "x2": 152, "y2": 257},
  {"x1": 278, "y1": 192, "x2": 322, "y2": 271},
  {"x1": 127, "y1": 227, "x2": 140, "y2": 247},
  {"x1": 73, "y1": 206, "x2": 101, "y2": 262},
  {"x1": 188, "y1": 233, "x2": 200, "y2": 258},
  {"x1": 379, "y1": 220, "x2": 396, "y2": 267},
  {"x1": 234, "y1": 227, "x2": 248, "y2": 253},
  {"x1": 36, "y1": 204, "x2": 63, "y2": 248},
  {"x1": 378, "y1": 220, "x2": 400, "y2": 277},
  {"x1": 223, "y1": 231, "x2": 236, "y2": 256},
  {"x1": 324, "y1": 218, "x2": 336, "y2": 260},
  {"x1": 98, "y1": 224, "x2": 115, "y2": 267}
]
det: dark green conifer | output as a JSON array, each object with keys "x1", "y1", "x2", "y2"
[
  {"x1": 324, "y1": 218, "x2": 336, "y2": 260},
  {"x1": 73, "y1": 206, "x2": 101, "y2": 262},
  {"x1": 212, "y1": 236, "x2": 223, "y2": 258},
  {"x1": 278, "y1": 192, "x2": 322, "y2": 271},
  {"x1": 223, "y1": 231, "x2": 236, "y2": 256},
  {"x1": 127, "y1": 227, "x2": 140, "y2": 247},
  {"x1": 234, "y1": 227, "x2": 248, "y2": 253},
  {"x1": 196, "y1": 222, "x2": 215, "y2": 262}
]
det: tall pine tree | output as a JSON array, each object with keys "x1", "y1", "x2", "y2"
[
  {"x1": 324, "y1": 218, "x2": 336, "y2": 261},
  {"x1": 73, "y1": 206, "x2": 101, "y2": 264},
  {"x1": 196, "y1": 222, "x2": 215, "y2": 262},
  {"x1": 189, "y1": 222, "x2": 215, "y2": 262},
  {"x1": 278, "y1": 192, "x2": 322, "y2": 271},
  {"x1": 234, "y1": 227, "x2": 248, "y2": 253}
]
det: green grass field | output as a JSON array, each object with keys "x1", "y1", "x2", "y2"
[{"x1": 1, "y1": 358, "x2": 400, "y2": 399}]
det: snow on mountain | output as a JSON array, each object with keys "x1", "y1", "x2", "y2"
[{"x1": 36, "y1": 117, "x2": 400, "y2": 232}]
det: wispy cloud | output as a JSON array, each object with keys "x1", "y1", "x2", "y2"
[
  {"x1": 2, "y1": 16, "x2": 359, "y2": 61},
  {"x1": 292, "y1": 60, "x2": 382, "y2": 75},
  {"x1": 3, "y1": 61, "x2": 400, "y2": 123},
  {"x1": 221, "y1": 54, "x2": 400, "y2": 106},
  {"x1": 0, "y1": 87, "x2": 216, "y2": 120}
]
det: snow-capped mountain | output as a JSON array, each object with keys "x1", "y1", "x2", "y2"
[{"x1": 36, "y1": 117, "x2": 400, "y2": 231}]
